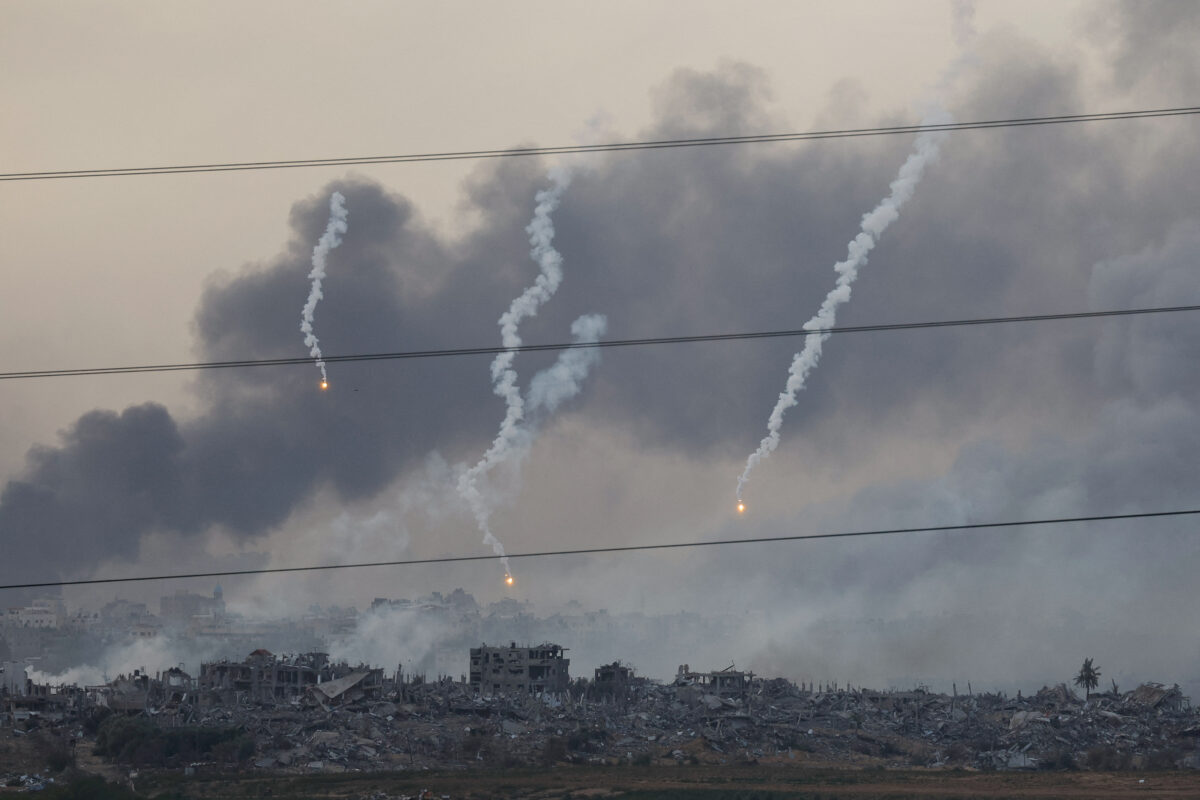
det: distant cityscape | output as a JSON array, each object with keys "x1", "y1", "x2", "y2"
[
  {"x1": 5, "y1": 588, "x2": 1200, "y2": 703},
  {"x1": 0, "y1": 587, "x2": 751, "y2": 686}
]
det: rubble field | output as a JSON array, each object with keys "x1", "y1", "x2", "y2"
[
  {"x1": 161, "y1": 677, "x2": 1200, "y2": 774},
  {"x1": 4, "y1": 667, "x2": 1200, "y2": 798}
]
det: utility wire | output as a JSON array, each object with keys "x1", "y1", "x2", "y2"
[
  {"x1": 2, "y1": 508, "x2": 1196, "y2": 591},
  {"x1": 0, "y1": 304, "x2": 1196, "y2": 382},
  {"x1": 4, "y1": 106, "x2": 1199, "y2": 182}
]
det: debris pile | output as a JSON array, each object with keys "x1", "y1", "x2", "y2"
[
  {"x1": 183, "y1": 678, "x2": 1200, "y2": 772},
  {"x1": 0, "y1": 772, "x2": 50, "y2": 792}
]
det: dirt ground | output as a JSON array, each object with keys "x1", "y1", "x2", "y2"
[
  {"x1": 8, "y1": 727, "x2": 1199, "y2": 799},
  {"x1": 138, "y1": 763, "x2": 1200, "y2": 800}
]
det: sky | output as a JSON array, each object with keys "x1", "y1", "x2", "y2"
[{"x1": 3, "y1": 1, "x2": 1200, "y2": 693}]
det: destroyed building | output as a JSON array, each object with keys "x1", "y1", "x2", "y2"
[
  {"x1": 153, "y1": 666, "x2": 194, "y2": 707},
  {"x1": 1127, "y1": 682, "x2": 1191, "y2": 714},
  {"x1": 592, "y1": 661, "x2": 644, "y2": 700},
  {"x1": 307, "y1": 667, "x2": 385, "y2": 709},
  {"x1": 675, "y1": 663, "x2": 753, "y2": 697},
  {"x1": 89, "y1": 669, "x2": 154, "y2": 713},
  {"x1": 470, "y1": 642, "x2": 569, "y2": 695},
  {"x1": 594, "y1": 661, "x2": 634, "y2": 694},
  {"x1": 197, "y1": 650, "x2": 384, "y2": 708},
  {"x1": 199, "y1": 650, "x2": 327, "y2": 705}
]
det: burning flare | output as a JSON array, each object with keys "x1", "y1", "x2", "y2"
[
  {"x1": 734, "y1": 3, "x2": 974, "y2": 506},
  {"x1": 458, "y1": 168, "x2": 610, "y2": 584},
  {"x1": 505, "y1": 574, "x2": 515, "y2": 586},
  {"x1": 735, "y1": 114, "x2": 949, "y2": 505},
  {"x1": 300, "y1": 191, "x2": 348, "y2": 387},
  {"x1": 737, "y1": 502, "x2": 746, "y2": 514}
]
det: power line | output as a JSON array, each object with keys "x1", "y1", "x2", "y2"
[
  {"x1": 5, "y1": 106, "x2": 1199, "y2": 182},
  {"x1": 1, "y1": 304, "x2": 1195, "y2": 382},
  {"x1": 2, "y1": 508, "x2": 1195, "y2": 591}
]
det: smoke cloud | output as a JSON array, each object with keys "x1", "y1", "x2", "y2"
[
  {"x1": 27, "y1": 635, "x2": 228, "y2": 688},
  {"x1": 5, "y1": 3, "x2": 1200, "y2": 697}
]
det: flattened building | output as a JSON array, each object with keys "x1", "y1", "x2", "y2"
[{"x1": 470, "y1": 642, "x2": 569, "y2": 696}]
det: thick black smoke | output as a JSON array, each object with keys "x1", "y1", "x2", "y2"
[
  {"x1": 4, "y1": 6, "x2": 1200, "y2": 603},
  {"x1": 0, "y1": 180, "x2": 526, "y2": 583}
]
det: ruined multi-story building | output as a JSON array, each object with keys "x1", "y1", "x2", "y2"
[
  {"x1": 197, "y1": 650, "x2": 384, "y2": 707},
  {"x1": 469, "y1": 642, "x2": 569, "y2": 696},
  {"x1": 593, "y1": 661, "x2": 634, "y2": 697},
  {"x1": 199, "y1": 649, "x2": 326, "y2": 705},
  {"x1": 591, "y1": 661, "x2": 652, "y2": 702}
]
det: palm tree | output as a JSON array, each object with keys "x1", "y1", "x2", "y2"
[{"x1": 1074, "y1": 657, "x2": 1101, "y2": 700}]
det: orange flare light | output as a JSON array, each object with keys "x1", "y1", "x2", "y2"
[
  {"x1": 737, "y1": 502, "x2": 746, "y2": 514},
  {"x1": 505, "y1": 574, "x2": 514, "y2": 586},
  {"x1": 320, "y1": 380, "x2": 329, "y2": 390}
]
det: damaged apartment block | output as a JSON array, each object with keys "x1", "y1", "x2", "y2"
[
  {"x1": 198, "y1": 650, "x2": 383, "y2": 708},
  {"x1": 470, "y1": 642, "x2": 569, "y2": 696}
]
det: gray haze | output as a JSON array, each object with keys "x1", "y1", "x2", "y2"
[{"x1": 3, "y1": 2, "x2": 1200, "y2": 694}]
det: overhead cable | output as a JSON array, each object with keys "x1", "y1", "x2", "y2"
[
  {"x1": 2, "y1": 508, "x2": 1196, "y2": 590},
  {"x1": 0, "y1": 304, "x2": 1196, "y2": 382},
  {"x1": 3, "y1": 106, "x2": 1198, "y2": 182}
]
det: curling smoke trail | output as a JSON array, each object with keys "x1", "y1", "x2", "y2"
[
  {"x1": 735, "y1": 116, "x2": 950, "y2": 503},
  {"x1": 457, "y1": 168, "x2": 581, "y2": 578},
  {"x1": 527, "y1": 314, "x2": 607, "y2": 415},
  {"x1": 300, "y1": 192, "x2": 349, "y2": 385},
  {"x1": 458, "y1": 313, "x2": 607, "y2": 577}
]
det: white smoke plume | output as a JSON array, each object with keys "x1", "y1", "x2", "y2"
[
  {"x1": 26, "y1": 635, "x2": 226, "y2": 688},
  {"x1": 736, "y1": 119, "x2": 950, "y2": 503},
  {"x1": 300, "y1": 191, "x2": 349, "y2": 386},
  {"x1": 527, "y1": 314, "x2": 607, "y2": 415},
  {"x1": 458, "y1": 313, "x2": 607, "y2": 578},
  {"x1": 457, "y1": 168, "x2": 606, "y2": 580},
  {"x1": 328, "y1": 603, "x2": 446, "y2": 678}
]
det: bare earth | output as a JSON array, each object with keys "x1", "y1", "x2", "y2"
[{"x1": 139, "y1": 763, "x2": 1200, "y2": 800}]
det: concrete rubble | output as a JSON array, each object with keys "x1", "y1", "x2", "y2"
[
  {"x1": 0, "y1": 772, "x2": 52, "y2": 792},
  {"x1": 4, "y1": 651, "x2": 1199, "y2": 777}
]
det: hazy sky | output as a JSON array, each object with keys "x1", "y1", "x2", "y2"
[{"x1": 3, "y1": 1, "x2": 1200, "y2": 691}]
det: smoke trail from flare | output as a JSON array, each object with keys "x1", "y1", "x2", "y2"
[
  {"x1": 735, "y1": 116, "x2": 950, "y2": 503},
  {"x1": 527, "y1": 314, "x2": 607, "y2": 414},
  {"x1": 457, "y1": 168, "x2": 576, "y2": 577},
  {"x1": 300, "y1": 192, "x2": 349, "y2": 385},
  {"x1": 459, "y1": 313, "x2": 607, "y2": 576}
]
